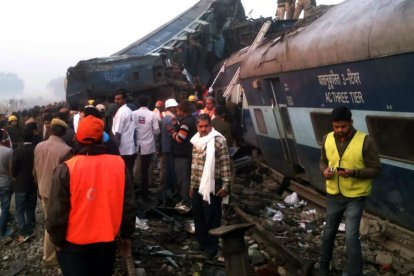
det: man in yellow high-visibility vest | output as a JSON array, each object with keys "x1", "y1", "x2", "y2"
[{"x1": 319, "y1": 106, "x2": 381, "y2": 276}]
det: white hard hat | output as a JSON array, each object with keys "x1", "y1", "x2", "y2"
[
  {"x1": 95, "y1": 104, "x2": 105, "y2": 112},
  {"x1": 165, "y1": 99, "x2": 178, "y2": 108}
]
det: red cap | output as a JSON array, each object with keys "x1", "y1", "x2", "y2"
[
  {"x1": 76, "y1": 115, "x2": 104, "y2": 144},
  {"x1": 155, "y1": 100, "x2": 164, "y2": 108}
]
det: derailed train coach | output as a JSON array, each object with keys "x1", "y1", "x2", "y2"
[
  {"x1": 219, "y1": 0, "x2": 414, "y2": 231},
  {"x1": 65, "y1": 0, "x2": 247, "y2": 107},
  {"x1": 65, "y1": 55, "x2": 184, "y2": 106}
]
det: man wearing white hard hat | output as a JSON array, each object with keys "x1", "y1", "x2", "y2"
[{"x1": 160, "y1": 99, "x2": 179, "y2": 203}]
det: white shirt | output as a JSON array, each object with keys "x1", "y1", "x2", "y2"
[
  {"x1": 73, "y1": 113, "x2": 80, "y2": 133},
  {"x1": 132, "y1": 107, "x2": 160, "y2": 155},
  {"x1": 112, "y1": 104, "x2": 135, "y2": 155}
]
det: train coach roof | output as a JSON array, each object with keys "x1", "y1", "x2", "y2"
[{"x1": 240, "y1": 0, "x2": 414, "y2": 78}]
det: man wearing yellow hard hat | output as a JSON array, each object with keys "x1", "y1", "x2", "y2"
[
  {"x1": 188, "y1": 95, "x2": 197, "y2": 114},
  {"x1": 7, "y1": 115, "x2": 22, "y2": 149}
]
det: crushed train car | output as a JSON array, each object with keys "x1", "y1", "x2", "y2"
[{"x1": 65, "y1": 0, "x2": 247, "y2": 107}]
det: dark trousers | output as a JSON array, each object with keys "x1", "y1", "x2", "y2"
[
  {"x1": 121, "y1": 154, "x2": 137, "y2": 179},
  {"x1": 15, "y1": 191, "x2": 37, "y2": 235},
  {"x1": 161, "y1": 153, "x2": 177, "y2": 193},
  {"x1": 192, "y1": 189, "x2": 222, "y2": 255},
  {"x1": 57, "y1": 241, "x2": 116, "y2": 276},
  {"x1": 0, "y1": 187, "x2": 12, "y2": 235},
  {"x1": 140, "y1": 154, "x2": 152, "y2": 197},
  {"x1": 174, "y1": 157, "x2": 192, "y2": 205}
]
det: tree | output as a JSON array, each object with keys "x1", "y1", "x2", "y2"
[
  {"x1": 0, "y1": 72, "x2": 24, "y2": 96},
  {"x1": 47, "y1": 76, "x2": 66, "y2": 100}
]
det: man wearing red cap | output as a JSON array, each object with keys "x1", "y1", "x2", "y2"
[
  {"x1": 46, "y1": 115, "x2": 136, "y2": 276},
  {"x1": 153, "y1": 100, "x2": 165, "y2": 122}
]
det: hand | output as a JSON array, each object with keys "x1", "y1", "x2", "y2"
[
  {"x1": 165, "y1": 124, "x2": 175, "y2": 134},
  {"x1": 165, "y1": 118, "x2": 178, "y2": 132},
  {"x1": 118, "y1": 238, "x2": 132, "y2": 257},
  {"x1": 114, "y1": 132, "x2": 121, "y2": 147},
  {"x1": 323, "y1": 167, "x2": 334, "y2": 179},
  {"x1": 216, "y1": 188, "x2": 227, "y2": 197},
  {"x1": 189, "y1": 188, "x2": 193, "y2": 199},
  {"x1": 337, "y1": 168, "x2": 354, "y2": 178}
]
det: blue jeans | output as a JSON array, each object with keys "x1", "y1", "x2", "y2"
[
  {"x1": 0, "y1": 187, "x2": 12, "y2": 235},
  {"x1": 320, "y1": 195, "x2": 366, "y2": 276},
  {"x1": 15, "y1": 191, "x2": 37, "y2": 236}
]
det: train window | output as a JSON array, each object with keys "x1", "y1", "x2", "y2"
[
  {"x1": 280, "y1": 107, "x2": 293, "y2": 134},
  {"x1": 254, "y1": 108, "x2": 268, "y2": 134},
  {"x1": 366, "y1": 116, "x2": 414, "y2": 163},
  {"x1": 310, "y1": 112, "x2": 332, "y2": 145}
]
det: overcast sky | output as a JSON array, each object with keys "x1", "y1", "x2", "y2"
[{"x1": 0, "y1": 0, "x2": 343, "y2": 102}]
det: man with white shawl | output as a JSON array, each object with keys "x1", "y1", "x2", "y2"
[{"x1": 190, "y1": 114, "x2": 231, "y2": 258}]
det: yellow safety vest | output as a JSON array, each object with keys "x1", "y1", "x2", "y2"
[{"x1": 325, "y1": 131, "x2": 372, "y2": 197}]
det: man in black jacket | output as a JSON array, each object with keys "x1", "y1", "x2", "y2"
[
  {"x1": 12, "y1": 124, "x2": 38, "y2": 241},
  {"x1": 167, "y1": 100, "x2": 197, "y2": 210}
]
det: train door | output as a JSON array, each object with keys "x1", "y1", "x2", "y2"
[{"x1": 268, "y1": 78, "x2": 304, "y2": 174}]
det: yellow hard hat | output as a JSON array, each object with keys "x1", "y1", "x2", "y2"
[
  {"x1": 8, "y1": 115, "x2": 17, "y2": 122},
  {"x1": 188, "y1": 95, "x2": 197, "y2": 102}
]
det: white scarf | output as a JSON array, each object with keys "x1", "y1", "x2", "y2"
[{"x1": 190, "y1": 128, "x2": 223, "y2": 204}]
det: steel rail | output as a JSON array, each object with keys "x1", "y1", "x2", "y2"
[
  {"x1": 233, "y1": 206, "x2": 314, "y2": 275},
  {"x1": 255, "y1": 160, "x2": 414, "y2": 261}
]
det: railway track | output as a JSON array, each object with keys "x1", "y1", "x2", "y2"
[
  {"x1": 233, "y1": 206, "x2": 315, "y2": 275},
  {"x1": 255, "y1": 160, "x2": 414, "y2": 262}
]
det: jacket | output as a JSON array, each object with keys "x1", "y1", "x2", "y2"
[
  {"x1": 12, "y1": 142, "x2": 36, "y2": 193},
  {"x1": 46, "y1": 144, "x2": 136, "y2": 247},
  {"x1": 34, "y1": 135, "x2": 72, "y2": 199},
  {"x1": 172, "y1": 114, "x2": 196, "y2": 159}
]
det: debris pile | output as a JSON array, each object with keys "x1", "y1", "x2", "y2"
[
  {"x1": 229, "y1": 165, "x2": 412, "y2": 275},
  {"x1": 0, "y1": 163, "x2": 412, "y2": 275}
]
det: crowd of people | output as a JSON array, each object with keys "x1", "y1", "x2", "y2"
[
  {"x1": 0, "y1": 87, "x2": 381, "y2": 276},
  {"x1": 0, "y1": 88, "x2": 239, "y2": 274}
]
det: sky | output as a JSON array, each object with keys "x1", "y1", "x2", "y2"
[{"x1": 0, "y1": 0, "x2": 343, "y2": 103}]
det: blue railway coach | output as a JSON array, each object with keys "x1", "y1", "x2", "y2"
[{"x1": 228, "y1": 0, "x2": 414, "y2": 230}]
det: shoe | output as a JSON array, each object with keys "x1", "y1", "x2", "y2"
[
  {"x1": 175, "y1": 204, "x2": 191, "y2": 213},
  {"x1": 16, "y1": 235, "x2": 25, "y2": 242},
  {"x1": 17, "y1": 234, "x2": 32, "y2": 244}
]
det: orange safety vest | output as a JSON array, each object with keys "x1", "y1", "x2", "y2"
[{"x1": 65, "y1": 154, "x2": 125, "y2": 245}]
